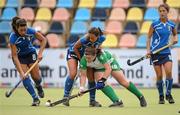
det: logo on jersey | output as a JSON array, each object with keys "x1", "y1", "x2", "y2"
[
  {"x1": 167, "y1": 25, "x2": 171, "y2": 31},
  {"x1": 154, "y1": 39, "x2": 159, "y2": 44}
]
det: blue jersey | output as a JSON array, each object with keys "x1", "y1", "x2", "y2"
[
  {"x1": 69, "y1": 35, "x2": 105, "y2": 57},
  {"x1": 9, "y1": 28, "x2": 36, "y2": 56},
  {"x1": 151, "y1": 19, "x2": 176, "y2": 54}
]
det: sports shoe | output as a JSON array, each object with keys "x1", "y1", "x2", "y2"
[
  {"x1": 139, "y1": 96, "x2": 147, "y2": 107},
  {"x1": 89, "y1": 100, "x2": 102, "y2": 107},
  {"x1": 166, "y1": 94, "x2": 175, "y2": 104},
  {"x1": 36, "y1": 85, "x2": 44, "y2": 98},
  {"x1": 159, "y1": 95, "x2": 165, "y2": 104},
  {"x1": 109, "y1": 100, "x2": 124, "y2": 107},
  {"x1": 31, "y1": 98, "x2": 40, "y2": 106},
  {"x1": 62, "y1": 97, "x2": 70, "y2": 106}
]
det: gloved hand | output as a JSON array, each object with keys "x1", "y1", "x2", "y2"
[{"x1": 96, "y1": 78, "x2": 106, "y2": 89}]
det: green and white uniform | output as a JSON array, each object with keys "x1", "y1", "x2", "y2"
[
  {"x1": 80, "y1": 50, "x2": 144, "y2": 104},
  {"x1": 80, "y1": 51, "x2": 122, "y2": 71},
  {"x1": 80, "y1": 50, "x2": 122, "y2": 104}
]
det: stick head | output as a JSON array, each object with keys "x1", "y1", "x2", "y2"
[
  {"x1": 45, "y1": 100, "x2": 51, "y2": 107},
  {"x1": 127, "y1": 59, "x2": 132, "y2": 66},
  {"x1": 5, "y1": 91, "x2": 11, "y2": 98}
]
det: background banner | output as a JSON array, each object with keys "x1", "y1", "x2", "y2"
[{"x1": 0, "y1": 49, "x2": 178, "y2": 88}]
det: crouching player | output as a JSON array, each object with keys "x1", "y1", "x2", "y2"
[
  {"x1": 79, "y1": 47, "x2": 147, "y2": 107},
  {"x1": 9, "y1": 17, "x2": 47, "y2": 106}
]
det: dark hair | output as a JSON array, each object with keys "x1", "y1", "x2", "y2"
[
  {"x1": 158, "y1": 4, "x2": 170, "y2": 12},
  {"x1": 85, "y1": 47, "x2": 97, "y2": 56},
  {"x1": 11, "y1": 16, "x2": 21, "y2": 33},
  {"x1": 85, "y1": 47, "x2": 102, "y2": 56},
  {"x1": 88, "y1": 27, "x2": 103, "y2": 37},
  {"x1": 11, "y1": 17, "x2": 27, "y2": 35}
]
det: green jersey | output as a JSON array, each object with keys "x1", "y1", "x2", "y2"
[{"x1": 80, "y1": 51, "x2": 121, "y2": 71}]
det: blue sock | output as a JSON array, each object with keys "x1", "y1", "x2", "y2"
[
  {"x1": 156, "y1": 80, "x2": 164, "y2": 96},
  {"x1": 23, "y1": 77, "x2": 38, "y2": 100},
  {"x1": 165, "y1": 78, "x2": 173, "y2": 96},
  {"x1": 64, "y1": 75, "x2": 74, "y2": 97},
  {"x1": 34, "y1": 77, "x2": 42, "y2": 87},
  {"x1": 88, "y1": 81, "x2": 96, "y2": 102}
]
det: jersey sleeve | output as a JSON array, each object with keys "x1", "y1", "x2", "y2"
[
  {"x1": 80, "y1": 56, "x2": 87, "y2": 70},
  {"x1": 80, "y1": 36, "x2": 88, "y2": 45},
  {"x1": 9, "y1": 33, "x2": 16, "y2": 44},
  {"x1": 98, "y1": 35, "x2": 106, "y2": 43},
  {"x1": 98, "y1": 52, "x2": 109, "y2": 64},
  {"x1": 151, "y1": 21, "x2": 156, "y2": 29},
  {"x1": 169, "y1": 21, "x2": 176, "y2": 30},
  {"x1": 27, "y1": 28, "x2": 37, "y2": 35}
]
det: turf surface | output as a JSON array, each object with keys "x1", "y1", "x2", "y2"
[{"x1": 0, "y1": 88, "x2": 180, "y2": 115}]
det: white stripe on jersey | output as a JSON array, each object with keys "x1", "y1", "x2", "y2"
[
  {"x1": 151, "y1": 29, "x2": 161, "y2": 51},
  {"x1": 153, "y1": 22, "x2": 161, "y2": 28},
  {"x1": 167, "y1": 22, "x2": 175, "y2": 28}
]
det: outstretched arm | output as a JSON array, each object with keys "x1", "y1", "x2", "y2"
[
  {"x1": 35, "y1": 32, "x2": 47, "y2": 61},
  {"x1": 147, "y1": 26, "x2": 154, "y2": 56},
  {"x1": 74, "y1": 40, "x2": 82, "y2": 60}
]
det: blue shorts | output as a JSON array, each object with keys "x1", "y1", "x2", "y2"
[
  {"x1": 66, "y1": 49, "x2": 79, "y2": 61},
  {"x1": 18, "y1": 51, "x2": 37, "y2": 64},
  {"x1": 150, "y1": 53, "x2": 172, "y2": 65}
]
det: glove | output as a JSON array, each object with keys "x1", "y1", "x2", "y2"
[{"x1": 96, "y1": 78, "x2": 106, "y2": 89}]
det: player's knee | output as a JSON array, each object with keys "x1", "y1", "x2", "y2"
[{"x1": 166, "y1": 71, "x2": 172, "y2": 77}]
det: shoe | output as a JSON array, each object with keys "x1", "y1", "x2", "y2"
[
  {"x1": 109, "y1": 100, "x2": 124, "y2": 107},
  {"x1": 36, "y1": 85, "x2": 44, "y2": 98},
  {"x1": 89, "y1": 100, "x2": 102, "y2": 107},
  {"x1": 166, "y1": 94, "x2": 175, "y2": 104},
  {"x1": 159, "y1": 95, "x2": 165, "y2": 104},
  {"x1": 139, "y1": 96, "x2": 147, "y2": 107},
  {"x1": 31, "y1": 98, "x2": 40, "y2": 106},
  {"x1": 62, "y1": 97, "x2": 70, "y2": 106}
]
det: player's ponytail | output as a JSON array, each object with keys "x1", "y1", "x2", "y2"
[
  {"x1": 98, "y1": 27, "x2": 103, "y2": 36},
  {"x1": 11, "y1": 16, "x2": 21, "y2": 34}
]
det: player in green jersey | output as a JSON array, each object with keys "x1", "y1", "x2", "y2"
[{"x1": 79, "y1": 47, "x2": 147, "y2": 107}]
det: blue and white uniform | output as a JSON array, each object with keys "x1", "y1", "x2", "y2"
[
  {"x1": 66, "y1": 35, "x2": 106, "y2": 60},
  {"x1": 9, "y1": 28, "x2": 37, "y2": 64},
  {"x1": 150, "y1": 19, "x2": 175, "y2": 65}
]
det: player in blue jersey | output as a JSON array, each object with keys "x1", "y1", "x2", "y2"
[
  {"x1": 9, "y1": 17, "x2": 47, "y2": 106},
  {"x1": 63, "y1": 27, "x2": 105, "y2": 107},
  {"x1": 147, "y1": 4, "x2": 178, "y2": 104}
]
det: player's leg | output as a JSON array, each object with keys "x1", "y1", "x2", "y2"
[
  {"x1": 63, "y1": 58, "x2": 78, "y2": 106},
  {"x1": 163, "y1": 61, "x2": 175, "y2": 104},
  {"x1": 153, "y1": 65, "x2": 164, "y2": 104},
  {"x1": 94, "y1": 71, "x2": 123, "y2": 107},
  {"x1": 21, "y1": 64, "x2": 39, "y2": 106},
  {"x1": 87, "y1": 67, "x2": 101, "y2": 107},
  {"x1": 30, "y1": 63, "x2": 44, "y2": 98},
  {"x1": 111, "y1": 70, "x2": 147, "y2": 107},
  {"x1": 26, "y1": 51, "x2": 44, "y2": 98}
]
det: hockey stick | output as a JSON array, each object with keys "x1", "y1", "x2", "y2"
[
  {"x1": 47, "y1": 87, "x2": 96, "y2": 107},
  {"x1": 5, "y1": 60, "x2": 39, "y2": 98},
  {"x1": 127, "y1": 43, "x2": 173, "y2": 66}
]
